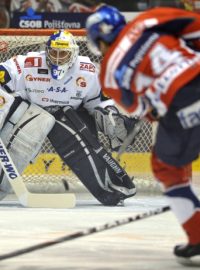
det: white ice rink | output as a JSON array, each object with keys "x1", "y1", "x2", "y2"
[{"x1": 1, "y1": 190, "x2": 198, "y2": 270}]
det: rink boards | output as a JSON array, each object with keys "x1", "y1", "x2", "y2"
[{"x1": 23, "y1": 152, "x2": 200, "y2": 176}]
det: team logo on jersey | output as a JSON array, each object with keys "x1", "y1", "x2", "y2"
[
  {"x1": 24, "y1": 57, "x2": 42, "y2": 68},
  {"x1": 76, "y1": 77, "x2": 86, "y2": 87},
  {"x1": 80, "y1": 62, "x2": 95, "y2": 72},
  {"x1": 26, "y1": 74, "x2": 50, "y2": 82},
  {"x1": 12, "y1": 57, "x2": 22, "y2": 74},
  {"x1": 0, "y1": 96, "x2": 6, "y2": 108}
]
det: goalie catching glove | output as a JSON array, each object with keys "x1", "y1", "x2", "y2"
[{"x1": 94, "y1": 105, "x2": 141, "y2": 150}]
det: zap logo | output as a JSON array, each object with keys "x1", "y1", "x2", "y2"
[
  {"x1": 76, "y1": 77, "x2": 86, "y2": 87},
  {"x1": 80, "y1": 62, "x2": 95, "y2": 72},
  {"x1": 0, "y1": 96, "x2": 6, "y2": 108}
]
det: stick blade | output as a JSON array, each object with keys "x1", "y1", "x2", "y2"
[
  {"x1": 12, "y1": 177, "x2": 76, "y2": 208},
  {"x1": 25, "y1": 193, "x2": 76, "y2": 208}
]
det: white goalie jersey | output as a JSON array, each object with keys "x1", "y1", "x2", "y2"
[{"x1": 0, "y1": 51, "x2": 101, "y2": 114}]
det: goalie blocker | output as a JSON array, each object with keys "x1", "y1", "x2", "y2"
[{"x1": 48, "y1": 107, "x2": 136, "y2": 206}]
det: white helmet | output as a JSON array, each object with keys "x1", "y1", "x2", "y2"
[{"x1": 46, "y1": 30, "x2": 79, "y2": 80}]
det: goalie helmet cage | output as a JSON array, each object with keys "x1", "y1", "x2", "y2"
[{"x1": 0, "y1": 28, "x2": 159, "y2": 194}]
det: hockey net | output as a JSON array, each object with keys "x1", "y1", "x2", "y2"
[{"x1": 0, "y1": 29, "x2": 160, "y2": 194}]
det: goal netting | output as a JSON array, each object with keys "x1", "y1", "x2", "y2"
[{"x1": 0, "y1": 29, "x2": 160, "y2": 194}]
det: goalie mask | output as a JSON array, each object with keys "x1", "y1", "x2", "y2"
[{"x1": 46, "y1": 30, "x2": 79, "y2": 80}]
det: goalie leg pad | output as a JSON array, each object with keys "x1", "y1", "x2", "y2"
[
  {"x1": 48, "y1": 108, "x2": 136, "y2": 206},
  {"x1": 0, "y1": 102, "x2": 55, "y2": 199},
  {"x1": 0, "y1": 88, "x2": 14, "y2": 129}
]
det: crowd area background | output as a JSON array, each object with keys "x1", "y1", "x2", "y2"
[{"x1": 0, "y1": 0, "x2": 198, "y2": 29}]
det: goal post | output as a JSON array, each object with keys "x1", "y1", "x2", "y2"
[{"x1": 0, "y1": 28, "x2": 159, "y2": 194}]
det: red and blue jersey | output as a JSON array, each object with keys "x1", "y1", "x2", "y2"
[{"x1": 100, "y1": 7, "x2": 200, "y2": 119}]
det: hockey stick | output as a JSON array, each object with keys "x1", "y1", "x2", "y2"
[
  {"x1": 0, "y1": 205, "x2": 170, "y2": 261},
  {"x1": 0, "y1": 137, "x2": 76, "y2": 208}
]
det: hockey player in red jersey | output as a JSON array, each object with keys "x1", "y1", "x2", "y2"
[{"x1": 86, "y1": 5, "x2": 200, "y2": 265}]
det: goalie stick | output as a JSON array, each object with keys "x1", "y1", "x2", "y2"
[
  {"x1": 0, "y1": 137, "x2": 76, "y2": 208},
  {"x1": 0, "y1": 205, "x2": 170, "y2": 261}
]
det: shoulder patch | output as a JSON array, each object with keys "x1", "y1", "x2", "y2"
[
  {"x1": 24, "y1": 57, "x2": 42, "y2": 68},
  {"x1": 0, "y1": 66, "x2": 11, "y2": 85},
  {"x1": 80, "y1": 62, "x2": 95, "y2": 73}
]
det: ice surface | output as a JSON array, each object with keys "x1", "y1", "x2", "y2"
[{"x1": 0, "y1": 191, "x2": 195, "y2": 270}]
